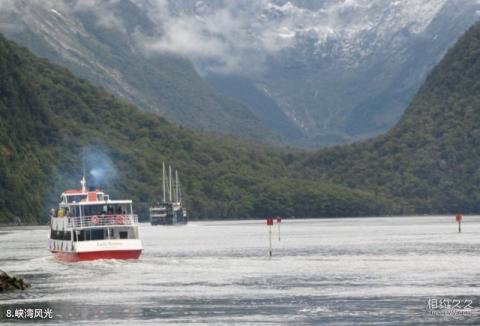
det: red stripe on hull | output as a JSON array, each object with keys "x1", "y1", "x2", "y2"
[{"x1": 52, "y1": 250, "x2": 142, "y2": 262}]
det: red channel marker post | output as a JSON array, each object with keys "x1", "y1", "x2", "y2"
[
  {"x1": 267, "y1": 217, "x2": 273, "y2": 256},
  {"x1": 277, "y1": 217, "x2": 282, "y2": 241},
  {"x1": 456, "y1": 214, "x2": 463, "y2": 233}
]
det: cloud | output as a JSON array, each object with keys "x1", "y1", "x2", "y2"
[
  {"x1": 0, "y1": 0, "x2": 127, "y2": 33},
  {"x1": 70, "y1": 0, "x2": 126, "y2": 31},
  {"x1": 0, "y1": 0, "x2": 456, "y2": 76},
  {"x1": 132, "y1": 0, "x2": 451, "y2": 76},
  {"x1": 137, "y1": 0, "x2": 278, "y2": 75},
  {"x1": 0, "y1": 0, "x2": 14, "y2": 10},
  {"x1": 0, "y1": 0, "x2": 23, "y2": 32}
]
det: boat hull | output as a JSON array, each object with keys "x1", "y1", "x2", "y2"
[
  {"x1": 51, "y1": 249, "x2": 142, "y2": 262},
  {"x1": 151, "y1": 218, "x2": 188, "y2": 225}
]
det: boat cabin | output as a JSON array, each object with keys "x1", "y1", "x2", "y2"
[
  {"x1": 50, "y1": 188, "x2": 139, "y2": 242},
  {"x1": 49, "y1": 176, "x2": 143, "y2": 261}
]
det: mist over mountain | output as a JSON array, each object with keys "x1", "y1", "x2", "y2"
[
  {"x1": 0, "y1": 0, "x2": 478, "y2": 148},
  {"x1": 136, "y1": 0, "x2": 480, "y2": 145},
  {"x1": 0, "y1": 0, "x2": 300, "y2": 144}
]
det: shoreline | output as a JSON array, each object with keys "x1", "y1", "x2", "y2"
[
  {"x1": 0, "y1": 225, "x2": 49, "y2": 230},
  {"x1": 1, "y1": 214, "x2": 477, "y2": 228}
]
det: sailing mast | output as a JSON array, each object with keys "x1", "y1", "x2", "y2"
[
  {"x1": 162, "y1": 162, "x2": 166, "y2": 202},
  {"x1": 150, "y1": 162, "x2": 188, "y2": 225},
  {"x1": 169, "y1": 165, "x2": 172, "y2": 201},
  {"x1": 175, "y1": 170, "x2": 179, "y2": 203},
  {"x1": 179, "y1": 178, "x2": 182, "y2": 203}
]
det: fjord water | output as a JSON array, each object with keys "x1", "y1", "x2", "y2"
[{"x1": 1, "y1": 217, "x2": 480, "y2": 325}]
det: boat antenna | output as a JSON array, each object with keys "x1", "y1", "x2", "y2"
[
  {"x1": 169, "y1": 165, "x2": 172, "y2": 202},
  {"x1": 81, "y1": 149, "x2": 87, "y2": 193},
  {"x1": 162, "y1": 162, "x2": 166, "y2": 202}
]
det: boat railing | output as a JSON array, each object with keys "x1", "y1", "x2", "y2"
[
  {"x1": 150, "y1": 206, "x2": 168, "y2": 211},
  {"x1": 68, "y1": 214, "x2": 139, "y2": 228}
]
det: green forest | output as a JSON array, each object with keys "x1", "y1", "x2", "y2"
[
  {"x1": 0, "y1": 33, "x2": 388, "y2": 224},
  {"x1": 297, "y1": 22, "x2": 480, "y2": 214},
  {"x1": 1, "y1": 21, "x2": 480, "y2": 224},
  {"x1": 5, "y1": 2, "x2": 283, "y2": 144}
]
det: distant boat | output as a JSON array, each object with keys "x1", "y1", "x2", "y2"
[
  {"x1": 49, "y1": 176, "x2": 143, "y2": 262},
  {"x1": 150, "y1": 162, "x2": 188, "y2": 225}
]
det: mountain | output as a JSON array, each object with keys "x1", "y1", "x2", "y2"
[
  {"x1": 138, "y1": 0, "x2": 480, "y2": 146},
  {"x1": 2, "y1": 17, "x2": 480, "y2": 223},
  {"x1": 301, "y1": 22, "x2": 480, "y2": 213},
  {"x1": 206, "y1": 74, "x2": 305, "y2": 142},
  {"x1": 0, "y1": 33, "x2": 388, "y2": 224},
  {"x1": 2, "y1": 1, "x2": 477, "y2": 147},
  {"x1": 261, "y1": 0, "x2": 480, "y2": 144},
  {"x1": 0, "y1": 0, "x2": 286, "y2": 143}
]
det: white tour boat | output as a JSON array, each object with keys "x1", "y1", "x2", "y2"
[{"x1": 49, "y1": 177, "x2": 143, "y2": 262}]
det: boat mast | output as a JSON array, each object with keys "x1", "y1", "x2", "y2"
[
  {"x1": 169, "y1": 165, "x2": 172, "y2": 202},
  {"x1": 175, "y1": 170, "x2": 179, "y2": 203},
  {"x1": 162, "y1": 162, "x2": 166, "y2": 202},
  {"x1": 179, "y1": 185, "x2": 182, "y2": 203},
  {"x1": 178, "y1": 171, "x2": 182, "y2": 203}
]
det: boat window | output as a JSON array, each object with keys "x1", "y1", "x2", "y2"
[
  {"x1": 82, "y1": 205, "x2": 107, "y2": 217},
  {"x1": 91, "y1": 229, "x2": 105, "y2": 240},
  {"x1": 51, "y1": 230, "x2": 60, "y2": 240},
  {"x1": 117, "y1": 205, "x2": 125, "y2": 214},
  {"x1": 63, "y1": 231, "x2": 71, "y2": 241},
  {"x1": 71, "y1": 227, "x2": 137, "y2": 241},
  {"x1": 106, "y1": 205, "x2": 115, "y2": 215},
  {"x1": 76, "y1": 229, "x2": 106, "y2": 241},
  {"x1": 77, "y1": 229, "x2": 89, "y2": 241},
  {"x1": 101, "y1": 204, "x2": 131, "y2": 215},
  {"x1": 50, "y1": 230, "x2": 71, "y2": 240},
  {"x1": 67, "y1": 195, "x2": 87, "y2": 203}
]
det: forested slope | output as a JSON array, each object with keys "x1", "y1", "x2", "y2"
[
  {"x1": 302, "y1": 23, "x2": 480, "y2": 214},
  {"x1": 0, "y1": 34, "x2": 388, "y2": 223}
]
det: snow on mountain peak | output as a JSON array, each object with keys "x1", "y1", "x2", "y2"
[
  {"x1": 50, "y1": 8, "x2": 62, "y2": 17},
  {"x1": 134, "y1": 0, "x2": 459, "y2": 75}
]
